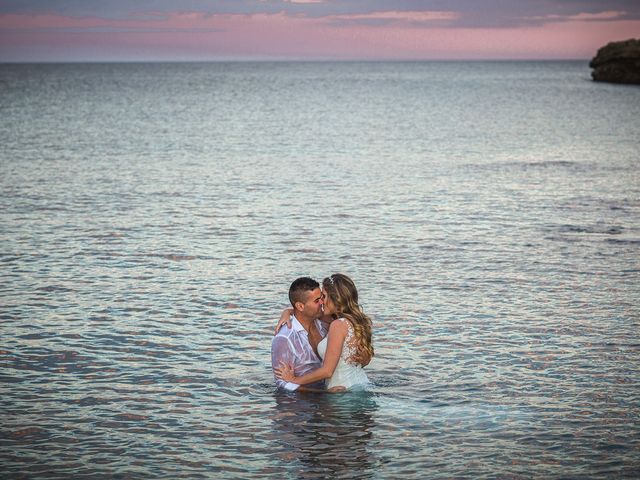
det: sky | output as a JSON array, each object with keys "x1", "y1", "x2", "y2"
[{"x1": 0, "y1": 1, "x2": 639, "y2": 61}]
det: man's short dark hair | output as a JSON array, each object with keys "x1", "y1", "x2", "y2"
[{"x1": 289, "y1": 277, "x2": 319, "y2": 307}]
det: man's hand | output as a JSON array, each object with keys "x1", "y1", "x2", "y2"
[
  {"x1": 327, "y1": 386, "x2": 346, "y2": 393},
  {"x1": 274, "y1": 361, "x2": 296, "y2": 382}
]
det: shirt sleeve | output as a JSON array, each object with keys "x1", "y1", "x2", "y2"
[{"x1": 271, "y1": 335, "x2": 300, "y2": 392}]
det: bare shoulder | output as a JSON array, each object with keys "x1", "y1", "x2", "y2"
[{"x1": 328, "y1": 318, "x2": 348, "y2": 335}]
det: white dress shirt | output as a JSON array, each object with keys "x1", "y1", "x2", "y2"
[{"x1": 271, "y1": 315, "x2": 328, "y2": 391}]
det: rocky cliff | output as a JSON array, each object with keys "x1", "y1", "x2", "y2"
[{"x1": 590, "y1": 39, "x2": 640, "y2": 84}]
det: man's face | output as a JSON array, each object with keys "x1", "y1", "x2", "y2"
[{"x1": 300, "y1": 287, "x2": 324, "y2": 318}]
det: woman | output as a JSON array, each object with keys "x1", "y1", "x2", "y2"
[{"x1": 274, "y1": 273, "x2": 373, "y2": 390}]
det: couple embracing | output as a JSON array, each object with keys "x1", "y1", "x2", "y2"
[{"x1": 271, "y1": 273, "x2": 373, "y2": 393}]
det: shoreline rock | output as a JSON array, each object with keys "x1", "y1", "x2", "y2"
[{"x1": 590, "y1": 39, "x2": 640, "y2": 84}]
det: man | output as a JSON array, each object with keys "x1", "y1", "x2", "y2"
[{"x1": 271, "y1": 277, "x2": 328, "y2": 392}]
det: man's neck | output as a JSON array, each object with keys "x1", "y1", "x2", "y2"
[{"x1": 293, "y1": 311, "x2": 315, "y2": 331}]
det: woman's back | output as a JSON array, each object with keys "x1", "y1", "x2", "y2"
[{"x1": 318, "y1": 318, "x2": 370, "y2": 390}]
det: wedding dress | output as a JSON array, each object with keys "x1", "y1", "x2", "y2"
[{"x1": 317, "y1": 318, "x2": 370, "y2": 390}]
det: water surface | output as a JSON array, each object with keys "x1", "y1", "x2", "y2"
[{"x1": 1, "y1": 61, "x2": 639, "y2": 478}]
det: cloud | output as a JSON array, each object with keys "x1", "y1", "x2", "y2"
[
  {"x1": 329, "y1": 10, "x2": 458, "y2": 22},
  {"x1": 1, "y1": 1, "x2": 640, "y2": 61},
  {"x1": 523, "y1": 10, "x2": 629, "y2": 25},
  {"x1": 0, "y1": 9, "x2": 457, "y2": 35},
  {"x1": 1, "y1": 1, "x2": 640, "y2": 27},
  {"x1": 0, "y1": 4, "x2": 637, "y2": 35},
  {"x1": 324, "y1": 10, "x2": 459, "y2": 27},
  {"x1": 564, "y1": 11, "x2": 627, "y2": 21}
]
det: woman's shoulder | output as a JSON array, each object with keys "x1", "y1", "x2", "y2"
[
  {"x1": 328, "y1": 317, "x2": 349, "y2": 334},
  {"x1": 336, "y1": 317, "x2": 355, "y2": 330}
]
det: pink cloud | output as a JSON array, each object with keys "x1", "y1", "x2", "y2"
[
  {"x1": 1, "y1": 10, "x2": 639, "y2": 60},
  {"x1": 0, "y1": 12, "x2": 225, "y2": 31},
  {"x1": 528, "y1": 10, "x2": 628, "y2": 23},
  {"x1": 326, "y1": 10, "x2": 459, "y2": 23},
  {"x1": 568, "y1": 11, "x2": 627, "y2": 21}
]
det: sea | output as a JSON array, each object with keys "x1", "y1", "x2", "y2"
[{"x1": 1, "y1": 61, "x2": 639, "y2": 479}]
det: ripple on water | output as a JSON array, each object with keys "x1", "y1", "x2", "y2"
[{"x1": 2, "y1": 61, "x2": 640, "y2": 479}]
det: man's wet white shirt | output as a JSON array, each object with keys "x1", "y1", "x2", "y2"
[{"x1": 271, "y1": 315, "x2": 328, "y2": 391}]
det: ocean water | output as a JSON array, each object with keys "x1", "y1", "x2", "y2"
[{"x1": 1, "y1": 61, "x2": 639, "y2": 478}]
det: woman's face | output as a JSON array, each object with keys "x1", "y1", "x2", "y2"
[{"x1": 322, "y1": 288, "x2": 336, "y2": 316}]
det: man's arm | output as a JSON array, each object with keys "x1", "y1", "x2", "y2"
[{"x1": 271, "y1": 335, "x2": 301, "y2": 392}]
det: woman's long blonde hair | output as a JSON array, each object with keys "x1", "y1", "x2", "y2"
[{"x1": 322, "y1": 273, "x2": 374, "y2": 364}]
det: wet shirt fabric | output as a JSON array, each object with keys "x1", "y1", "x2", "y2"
[{"x1": 271, "y1": 315, "x2": 328, "y2": 391}]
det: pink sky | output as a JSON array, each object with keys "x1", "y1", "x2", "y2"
[{"x1": 1, "y1": 9, "x2": 639, "y2": 61}]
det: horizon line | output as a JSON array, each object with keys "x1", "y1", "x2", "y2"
[{"x1": 0, "y1": 57, "x2": 592, "y2": 65}]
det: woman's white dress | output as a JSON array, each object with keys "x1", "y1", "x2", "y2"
[{"x1": 317, "y1": 318, "x2": 370, "y2": 390}]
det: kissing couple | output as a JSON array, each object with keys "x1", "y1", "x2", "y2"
[{"x1": 271, "y1": 273, "x2": 373, "y2": 393}]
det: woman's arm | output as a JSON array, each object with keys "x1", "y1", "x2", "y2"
[
  {"x1": 274, "y1": 320, "x2": 347, "y2": 385},
  {"x1": 273, "y1": 307, "x2": 294, "y2": 334}
]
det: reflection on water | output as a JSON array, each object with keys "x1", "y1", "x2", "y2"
[
  {"x1": 270, "y1": 392, "x2": 378, "y2": 479},
  {"x1": 1, "y1": 61, "x2": 640, "y2": 478}
]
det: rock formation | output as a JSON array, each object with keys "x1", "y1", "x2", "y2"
[{"x1": 590, "y1": 38, "x2": 640, "y2": 85}]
